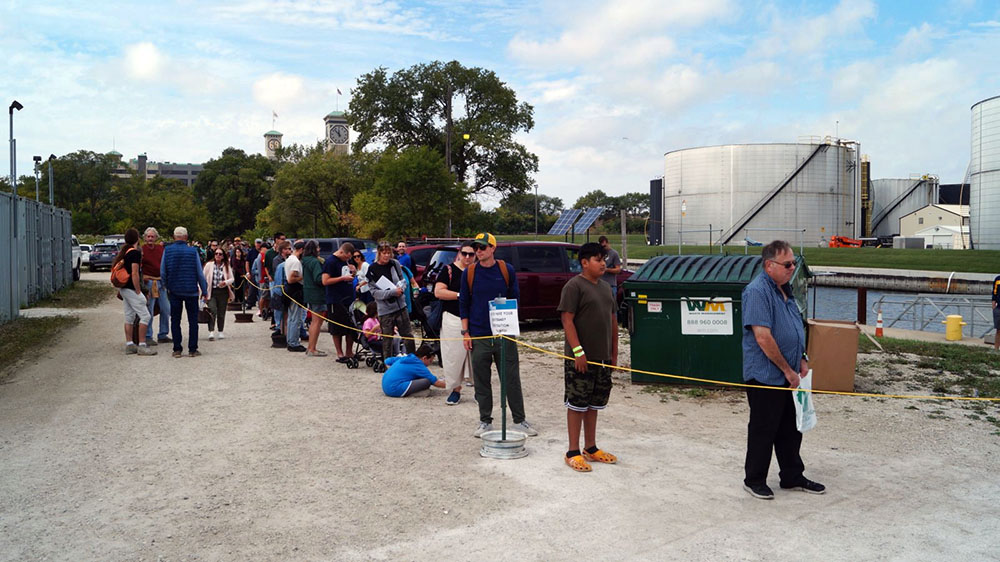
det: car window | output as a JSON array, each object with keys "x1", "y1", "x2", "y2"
[
  {"x1": 565, "y1": 247, "x2": 581, "y2": 273},
  {"x1": 516, "y1": 245, "x2": 564, "y2": 273},
  {"x1": 494, "y1": 246, "x2": 515, "y2": 264},
  {"x1": 409, "y1": 248, "x2": 435, "y2": 269},
  {"x1": 96, "y1": 244, "x2": 117, "y2": 251}
]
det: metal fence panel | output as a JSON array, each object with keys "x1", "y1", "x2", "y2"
[{"x1": 0, "y1": 192, "x2": 74, "y2": 324}]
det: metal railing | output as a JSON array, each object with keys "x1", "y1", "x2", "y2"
[
  {"x1": 871, "y1": 293, "x2": 996, "y2": 338},
  {"x1": 743, "y1": 228, "x2": 806, "y2": 256},
  {"x1": 677, "y1": 225, "x2": 723, "y2": 254},
  {"x1": 1, "y1": 191, "x2": 73, "y2": 324}
]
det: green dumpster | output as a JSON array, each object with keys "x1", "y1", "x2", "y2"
[{"x1": 624, "y1": 254, "x2": 810, "y2": 386}]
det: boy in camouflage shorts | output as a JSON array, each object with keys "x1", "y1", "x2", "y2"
[{"x1": 557, "y1": 242, "x2": 620, "y2": 472}]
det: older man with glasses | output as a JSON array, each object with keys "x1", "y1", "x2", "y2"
[
  {"x1": 740, "y1": 240, "x2": 825, "y2": 500},
  {"x1": 140, "y1": 227, "x2": 171, "y2": 345}
]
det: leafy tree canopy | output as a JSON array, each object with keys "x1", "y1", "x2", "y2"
[
  {"x1": 349, "y1": 60, "x2": 538, "y2": 198},
  {"x1": 352, "y1": 146, "x2": 470, "y2": 240},
  {"x1": 194, "y1": 148, "x2": 274, "y2": 238},
  {"x1": 112, "y1": 175, "x2": 213, "y2": 241}
]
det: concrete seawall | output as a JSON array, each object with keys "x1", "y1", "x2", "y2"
[{"x1": 808, "y1": 266, "x2": 995, "y2": 294}]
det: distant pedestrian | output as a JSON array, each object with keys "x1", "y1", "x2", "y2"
[
  {"x1": 284, "y1": 241, "x2": 306, "y2": 352},
  {"x1": 161, "y1": 226, "x2": 208, "y2": 358},
  {"x1": 231, "y1": 246, "x2": 248, "y2": 304},
  {"x1": 113, "y1": 228, "x2": 156, "y2": 356},
  {"x1": 140, "y1": 227, "x2": 171, "y2": 345},
  {"x1": 741, "y1": 240, "x2": 825, "y2": 500},
  {"x1": 459, "y1": 233, "x2": 537, "y2": 438},
  {"x1": 598, "y1": 235, "x2": 622, "y2": 300},
  {"x1": 322, "y1": 242, "x2": 358, "y2": 364},
  {"x1": 203, "y1": 245, "x2": 235, "y2": 341},
  {"x1": 395, "y1": 241, "x2": 412, "y2": 270},
  {"x1": 558, "y1": 242, "x2": 618, "y2": 472},
  {"x1": 301, "y1": 240, "x2": 328, "y2": 357}
]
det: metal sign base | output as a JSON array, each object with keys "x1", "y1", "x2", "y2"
[{"x1": 479, "y1": 430, "x2": 528, "y2": 459}]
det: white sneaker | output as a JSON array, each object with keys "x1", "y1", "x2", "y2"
[
  {"x1": 474, "y1": 422, "x2": 493, "y2": 438},
  {"x1": 510, "y1": 420, "x2": 538, "y2": 436},
  {"x1": 217, "y1": 332, "x2": 225, "y2": 340},
  {"x1": 208, "y1": 331, "x2": 215, "y2": 341}
]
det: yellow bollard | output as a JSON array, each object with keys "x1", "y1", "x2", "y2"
[{"x1": 941, "y1": 314, "x2": 967, "y2": 341}]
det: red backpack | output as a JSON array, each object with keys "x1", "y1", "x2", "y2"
[{"x1": 110, "y1": 247, "x2": 136, "y2": 288}]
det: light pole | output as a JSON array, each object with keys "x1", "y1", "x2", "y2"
[
  {"x1": 33, "y1": 155, "x2": 41, "y2": 200},
  {"x1": 534, "y1": 184, "x2": 538, "y2": 240},
  {"x1": 9, "y1": 100, "x2": 23, "y2": 192},
  {"x1": 48, "y1": 154, "x2": 55, "y2": 205}
]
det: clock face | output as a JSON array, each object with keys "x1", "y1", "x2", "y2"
[
  {"x1": 329, "y1": 124, "x2": 349, "y2": 144},
  {"x1": 268, "y1": 139, "x2": 280, "y2": 150}
]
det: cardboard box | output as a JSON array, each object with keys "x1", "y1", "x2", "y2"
[{"x1": 806, "y1": 319, "x2": 859, "y2": 392}]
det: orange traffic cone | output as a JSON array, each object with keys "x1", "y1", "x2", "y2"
[{"x1": 875, "y1": 309, "x2": 884, "y2": 338}]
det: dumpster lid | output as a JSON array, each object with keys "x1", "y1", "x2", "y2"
[{"x1": 629, "y1": 254, "x2": 810, "y2": 283}]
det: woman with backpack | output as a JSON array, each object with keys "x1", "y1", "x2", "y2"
[
  {"x1": 203, "y1": 246, "x2": 235, "y2": 341},
  {"x1": 434, "y1": 241, "x2": 476, "y2": 405},
  {"x1": 112, "y1": 228, "x2": 156, "y2": 356}
]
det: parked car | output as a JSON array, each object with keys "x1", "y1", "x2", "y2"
[
  {"x1": 71, "y1": 236, "x2": 82, "y2": 281},
  {"x1": 399, "y1": 244, "x2": 441, "y2": 283},
  {"x1": 424, "y1": 242, "x2": 633, "y2": 321},
  {"x1": 88, "y1": 243, "x2": 119, "y2": 272},
  {"x1": 80, "y1": 244, "x2": 92, "y2": 265}
]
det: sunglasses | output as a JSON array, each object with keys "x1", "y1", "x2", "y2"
[
  {"x1": 472, "y1": 245, "x2": 488, "y2": 251},
  {"x1": 768, "y1": 259, "x2": 796, "y2": 269},
  {"x1": 215, "y1": 252, "x2": 224, "y2": 256},
  {"x1": 353, "y1": 254, "x2": 362, "y2": 259},
  {"x1": 460, "y1": 251, "x2": 476, "y2": 257}
]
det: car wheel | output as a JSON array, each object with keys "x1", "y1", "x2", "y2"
[{"x1": 73, "y1": 264, "x2": 81, "y2": 281}]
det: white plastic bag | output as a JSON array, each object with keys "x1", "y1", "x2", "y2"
[{"x1": 794, "y1": 369, "x2": 817, "y2": 433}]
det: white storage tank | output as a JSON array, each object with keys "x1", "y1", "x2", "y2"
[
  {"x1": 661, "y1": 140, "x2": 860, "y2": 248},
  {"x1": 870, "y1": 176, "x2": 939, "y2": 238},
  {"x1": 971, "y1": 95, "x2": 1000, "y2": 250}
]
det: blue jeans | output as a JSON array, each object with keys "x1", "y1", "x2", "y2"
[
  {"x1": 169, "y1": 294, "x2": 201, "y2": 353},
  {"x1": 144, "y1": 279, "x2": 171, "y2": 340},
  {"x1": 285, "y1": 302, "x2": 304, "y2": 347}
]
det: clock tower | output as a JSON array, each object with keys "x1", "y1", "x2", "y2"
[
  {"x1": 264, "y1": 130, "x2": 283, "y2": 160},
  {"x1": 324, "y1": 111, "x2": 349, "y2": 155}
]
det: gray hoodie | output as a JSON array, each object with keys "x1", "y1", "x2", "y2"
[{"x1": 366, "y1": 258, "x2": 406, "y2": 316}]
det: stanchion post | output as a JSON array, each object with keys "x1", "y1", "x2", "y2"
[{"x1": 499, "y1": 335, "x2": 507, "y2": 440}]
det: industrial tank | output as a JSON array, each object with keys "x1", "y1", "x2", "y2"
[
  {"x1": 870, "y1": 176, "x2": 939, "y2": 238},
  {"x1": 661, "y1": 140, "x2": 860, "y2": 248},
  {"x1": 971, "y1": 95, "x2": 1000, "y2": 250}
]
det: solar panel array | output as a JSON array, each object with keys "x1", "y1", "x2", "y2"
[
  {"x1": 573, "y1": 207, "x2": 604, "y2": 233},
  {"x1": 547, "y1": 208, "x2": 582, "y2": 235}
]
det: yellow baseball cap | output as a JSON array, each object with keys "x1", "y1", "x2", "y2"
[{"x1": 473, "y1": 232, "x2": 497, "y2": 247}]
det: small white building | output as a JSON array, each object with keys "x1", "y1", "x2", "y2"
[
  {"x1": 914, "y1": 225, "x2": 970, "y2": 249},
  {"x1": 899, "y1": 204, "x2": 969, "y2": 237}
]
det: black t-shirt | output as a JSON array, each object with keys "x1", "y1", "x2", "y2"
[
  {"x1": 122, "y1": 248, "x2": 142, "y2": 292},
  {"x1": 440, "y1": 263, "x2": 463, "y2": 316}
]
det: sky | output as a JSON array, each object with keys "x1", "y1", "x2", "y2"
[{"x1": 3, "y1": 0, "x2": 999, "y2": 209}]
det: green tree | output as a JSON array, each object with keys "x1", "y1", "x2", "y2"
[
  {"x1": 39, "y1": 151, "x2": 118, "y2": 232},
  {"x1": 194, "y1": 148, "x2": 274, "y2": 238},
  {"x1": 616, "y1": 191, "x2": 649, "y2": 217},
  {"x1": 494, "y1": 192, "x2": 563, "y2": 234},
  {"x1": 112, "y1": 175, "x2": 213, "y2": 241},
  {"x1": 261, "y1": 149, "x2": 376, "y2": 238},
  {"x1": 349, "y1": 60, "x2": 538, "y2": 198},
  {"x1": 352, "y1": 147, "x2": 468, "y2": 240}
]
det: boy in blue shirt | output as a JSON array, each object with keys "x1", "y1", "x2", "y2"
[{"x1": 381, "y1": 344, "x2": 446, "y2": 397}]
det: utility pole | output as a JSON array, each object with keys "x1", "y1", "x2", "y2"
[{"x1": 48, "y1": 155, "x2": 55, "y2": 204}]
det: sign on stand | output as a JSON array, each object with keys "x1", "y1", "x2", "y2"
[
  {"x1": 488, "y1": 298, "x2": 520, "y2": 336},
  {"x1": 679, "y1": 297, "x2": 733, "y2": 335}
]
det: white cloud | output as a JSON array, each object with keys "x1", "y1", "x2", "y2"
[
  {"x1": 124, "y1": 42, "x2": 165, "y2": 80},
  {"x1": 253, "y1": 73, "x2": 306, "y2": 108},
  {"x1": 752, "y1": 0, "x2": 877, "y2": 57}
]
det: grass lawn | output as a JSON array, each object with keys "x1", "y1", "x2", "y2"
[
  {"x1": 27, "y1": 280, "x2": 116, "y2": 309},
  {"x1": 502, "y1": 233, "x2": 1000, "y2": 273},
  {"x1": 0, "y1": 316, "x2": 81, "y2": 379},
  {"x1": 857, "y1": 334, "x2": 1000, "y2": 398}
]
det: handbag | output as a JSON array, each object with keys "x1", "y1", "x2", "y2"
[{"x1": 794, "y1": 369, "x2": 817, "y2": 433}]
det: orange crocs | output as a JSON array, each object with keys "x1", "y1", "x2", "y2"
[
  {"x1": 582, "y1": 449, "x2": 618, "y2": 464},
  {"x1": 565, "y1": 454, "x2": 592, "y2": 472}
]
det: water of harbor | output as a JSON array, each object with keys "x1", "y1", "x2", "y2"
[{"x1": 807, "y1": 286, "x2": 994, "y2": 336}]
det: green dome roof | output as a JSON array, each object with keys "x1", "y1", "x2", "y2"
[
  {"x1": 264, "y1": 130, "x2": 283, "y2": 136},
  {"x1": 107, "y1": 150, "x2": 122, "y2": 156},
  {"x1": 325, "y1": 110, "x2": 345, "y2": 119}
]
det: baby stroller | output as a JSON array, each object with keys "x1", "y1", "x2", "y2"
[{"x1": 351, "y1": 301, "x2": 381, "y2": 370}]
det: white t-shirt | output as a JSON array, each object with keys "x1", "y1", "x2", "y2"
[
  {"x1": 284, "y1": 254, "x2": 302, "y2": 281},
  {"x1": 357, "y1": 261, "x2": 370, "y2": 293}
]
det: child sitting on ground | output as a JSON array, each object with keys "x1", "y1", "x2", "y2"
[{"x1": 380, "y1": 344, "x2": 446, "y2": 397}]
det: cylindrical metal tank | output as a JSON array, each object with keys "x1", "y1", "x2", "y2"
[
  {"x1": 661, "y1": 140, "x2": 860, "y2": 248},
  {"x1": 869, "y1": 176, "x2": 939, "y2": 238},
  {"x1": 971, "y1": 95, "x2": 1000, "y2": 250}
]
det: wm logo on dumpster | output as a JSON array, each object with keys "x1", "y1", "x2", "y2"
[{"x1": 685, "y1": 300, "x2": 727, "y2": 312}]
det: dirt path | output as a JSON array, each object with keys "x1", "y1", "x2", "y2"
[{"x1": 1, "y1": 280, "x2": 999, "y2": 560}]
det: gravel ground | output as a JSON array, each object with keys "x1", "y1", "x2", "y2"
[{"x1": 1, "y1": 275, "x2": 999, "y2": 561}]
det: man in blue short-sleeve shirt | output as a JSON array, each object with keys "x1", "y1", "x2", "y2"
[{"x1": 740, "y1": 240, "x2": 825, "y2": 500}]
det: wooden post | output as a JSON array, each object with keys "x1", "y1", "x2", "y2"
[{"x1": 857, "y1": 287, "x2": 867, "y2": 324}]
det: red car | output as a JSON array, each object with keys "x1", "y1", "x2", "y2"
[{"x1": 424, "y1": 242, "x2": 632, "y2": 321}]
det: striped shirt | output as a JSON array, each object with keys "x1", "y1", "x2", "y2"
[{"x1": 741, "y1": 271, "x2": 805, "y2": 386}]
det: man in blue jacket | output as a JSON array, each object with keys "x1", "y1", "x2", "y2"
[
  {"x1": 460, "y1": 233, "x2": 537, "y2": 438},
  {"x1": 161, "y1": 226, "x2": 208, "y2": 358}
]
